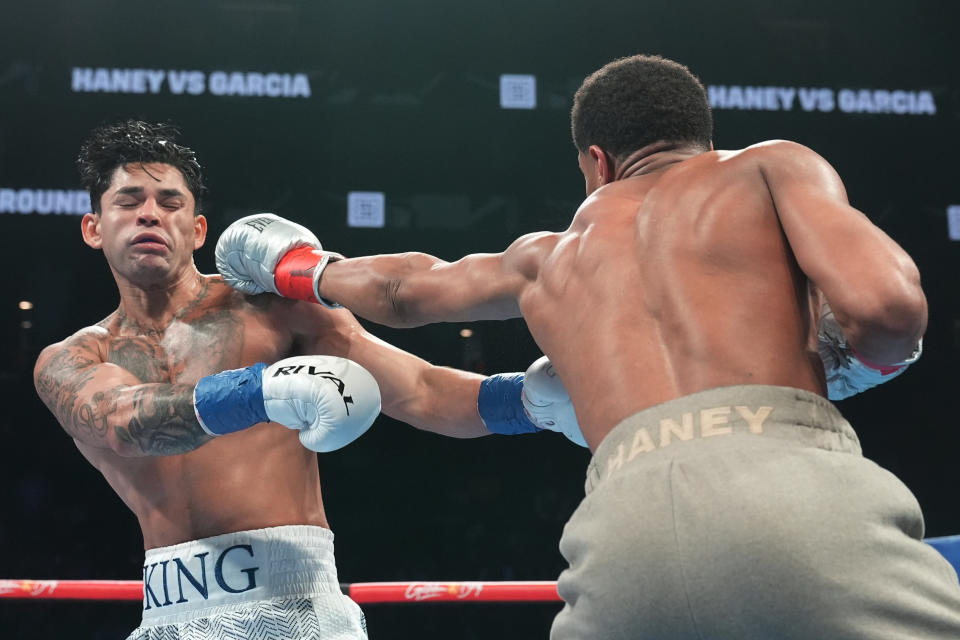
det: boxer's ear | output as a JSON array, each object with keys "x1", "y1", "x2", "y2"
[
  {"x1": 81, "y1": 212, "x2": 102, "y2": 249},
  {"x1": 193, "y1": 214, "x2": 207, "y2": 250},
  {"x1": 579, "y1": 145, "x2": 614, "y2": 194},
  {"x1": 589, "y1": 145, "x2": 615, "y2": 185}
]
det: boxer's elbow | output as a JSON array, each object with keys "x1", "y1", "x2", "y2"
[
  {"x1": 888, "y1": 282, "x2": 927, "y2": 344},
  {"x1": 843, "y1": 263, "x2": 927, "y2": 361},
  {"x1": 867, "y1": 261, "x2": 926, "y2": 339}
]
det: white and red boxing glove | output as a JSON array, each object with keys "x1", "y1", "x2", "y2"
[
  {"x1": 818, "y1": 301, "x2": 923, "y2": 401},
  {"x1": 194, "y1": 355, "x2": 381, "y2": 452},
  {"x1": 215, "y1": 213, "x2": 343, "y2": 308}
]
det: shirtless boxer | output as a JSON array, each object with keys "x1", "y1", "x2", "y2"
[
  {"x1": 33, "y1": 120, "x2": 575, "y2": 640},
  {"x1": 216, "y1": 56, "x2": 960, "y2": 638}
]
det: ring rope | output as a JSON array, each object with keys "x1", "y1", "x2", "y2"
[
  {"x1": 3, "y1": 535, "x2": 957, "y2": 603},
  {"x1": 0, "y1": 580, "x2": 561, "y2": 603}
]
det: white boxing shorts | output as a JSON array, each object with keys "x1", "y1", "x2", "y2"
[{"x1": 126, "y1": 525, "x2": 366, "y2": 640}]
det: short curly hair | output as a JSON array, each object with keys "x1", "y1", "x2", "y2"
[
  {"x1": 77, "y1": 120, "x2": 206, "y2": 214},
  {"x1": 571, "y1": 55, "x2": 713, "y2": 160}
]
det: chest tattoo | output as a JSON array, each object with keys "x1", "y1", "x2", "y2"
[{"x1": 109, "y1": 309, "x2": 245, "y2": 384}]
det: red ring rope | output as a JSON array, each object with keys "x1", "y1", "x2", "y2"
[
  {"x1": 0, "y1": 579, "x2": 561, "y2": 603},
  {"x1": 3, "y1": 536, "x2": 957, "y2": 604}
]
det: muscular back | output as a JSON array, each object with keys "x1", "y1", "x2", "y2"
[
  {"x1": 518, "y1": 147, "x2": 822, "y2": 448},
  {"x1": 37, "y1": 277, "x2": 328, "y2": 549}
]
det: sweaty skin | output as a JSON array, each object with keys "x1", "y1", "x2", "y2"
[
  {"x1": 316, "y1": 141, "x2": 926, "y2": 451},
  {"x1": 35, "y1": 163, "x2": 488, "y2": 549},
  {"x1": 36, "y1": 279, "x2": 330, "y2": 547}
]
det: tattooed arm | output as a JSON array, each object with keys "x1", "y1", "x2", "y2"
[{"x1": 33, "y1": 330, "x2": 212, "y2": 457}]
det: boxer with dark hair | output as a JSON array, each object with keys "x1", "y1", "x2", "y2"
[
  {"x1": 35, "y1": 120, "x2": 577, "y2": 640},
  {"x1": 78, "y1": 120, "x2": 206, "y2": 214},
  {"x1": 218, "y1": 55, "x2": 960, "y2": 638}
]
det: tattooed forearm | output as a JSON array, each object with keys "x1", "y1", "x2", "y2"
[
  {"x1": 75, "y1": 388, "x2": 120, "y2": 437},
  {"x1": 36, "y1": 339, "x2": 213, "y2": 456},
  {"x1": 113, "y1": 384, "x2": 212, "y2": 456}
]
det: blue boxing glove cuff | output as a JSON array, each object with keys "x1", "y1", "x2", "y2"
[
  {"x1": 478, "y1": 373, "x2": 541, "y2": 435},
  {"x1": 194, "y1": 363, "x2": 270, "y2": 436}
]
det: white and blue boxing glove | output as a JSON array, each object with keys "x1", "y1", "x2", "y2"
[
  {"x1": 818, "y1": 301, "x2": 923, "y2": 401},
  {"x1": 193, "y1": 355, "x2": 381, "y2": 452},
  {"x1": 520, "y1": 356, "x2": 587, "y2": 448},
  {"x1": 216, "y1": 213, "x2": 343, "y2": 307},
  {"x1": 478, "y1": 356, "x2": 587, "y2": 447}
]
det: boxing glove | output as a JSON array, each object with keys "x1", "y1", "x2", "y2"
[
  {"x1": 194, "y1": 355, "x2": 381, "y2": 452},
  {"x1": 478, "y1": 356, "x2": 587, "y2": 447},
  {"x1": 216, "y1": 213, "x2": 343, "y2": 307},
  {"x1": 818, "y1": 301, "x2": 922, "y2": 400},
  {"x1": 521, "y1": 356, "x2": 587, "y2": 447}
]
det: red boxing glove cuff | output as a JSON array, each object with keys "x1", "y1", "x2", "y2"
[
  {"x1": 851, "y1": 352, "x2": 904, "y2": 376},
  {"x1": 850, "y1": 337, "x2": 923, "y2": 376},
  {"x1": 275, "y1": 246, "x2": 324, "y2": 302}
]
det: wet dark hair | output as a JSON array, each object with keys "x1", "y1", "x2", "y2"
[
  {"x1": 571, "y1": 54, "x2": 713, "y2": 160},
  {"x1": 77, "y1": 120, "x2": 206, "y2": 213}
]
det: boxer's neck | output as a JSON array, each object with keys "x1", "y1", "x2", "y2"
[
  {"x1": 114, "y1": 268, "x2": 208, "y2": 334},
  {"x1": 614, "y1": 142, "x2": 704, "y2": 181}
]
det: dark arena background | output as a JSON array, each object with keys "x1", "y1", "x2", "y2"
[{"x1": 1, "y1": 1, "x2": 958, "y2": 638}]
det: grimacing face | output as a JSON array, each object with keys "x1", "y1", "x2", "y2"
[{"x1": 81, "y1": 162, "x2": 207, "y2": 286}]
